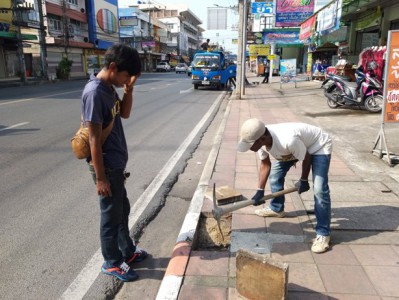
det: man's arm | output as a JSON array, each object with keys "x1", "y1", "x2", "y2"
[
  {"x1": 120, "y1": 74, "x2": 140, "y2": 119},
  {"x1": 258, "y1": 156, "x2": 272, "y2": 189},
  {"x1": 88, "y1": 122, "x2": 112, "y2": 197},
  {"x1": 301, "y1": 152, "x2": 312, "y2": 180}
]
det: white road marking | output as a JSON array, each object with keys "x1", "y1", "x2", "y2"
[
  {"x1": 0, "y1": 122, "x2": 30, "y2": 132},
  {"x1": 0, "y1": 90, "x2": 81, "y2": 106},
  {"x1": 60, "y1": 93, "x2": 226, "y2": 300},
  {"x1": 179, "y1": 88, "x2": 193, "y2": 94}
]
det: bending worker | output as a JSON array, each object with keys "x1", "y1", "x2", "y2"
[{"x1": 237, "y1": 118, "x2": 333, "y2": 253}]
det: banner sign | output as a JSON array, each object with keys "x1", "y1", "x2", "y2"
[
  {"x1": 317, "y1": 0, "x2": 342, "y2": 36},
  {"x1": 263, "y1": 30, "x2": 301, "y2": 45},
  {"x1": 276, "y1": 0, "x2": 315, "y2": 27},
  {"x1": 251, "y1": 2, "x2": 274, "y2": 14},
  {"x1": 299, "y1": 15, "x2": 316, "y2": 41},
  {"x1": 383, "y1": 31, "x2": 399, "y2": 123}
]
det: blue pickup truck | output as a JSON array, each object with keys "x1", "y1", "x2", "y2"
[{"x1": 191, "y1": 51, "x2": 236, "y2": 90}]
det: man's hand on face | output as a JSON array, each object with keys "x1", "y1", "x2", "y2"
[{"x1": 124, "y1": 73, "x2": 141, "y2": 93}]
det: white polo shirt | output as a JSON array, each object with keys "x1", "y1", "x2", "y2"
[{"x1": 258, "y1": 123, "x2": 333, "y2": 162}]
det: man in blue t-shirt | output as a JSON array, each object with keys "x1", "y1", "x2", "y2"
[{"x1": 82, "y1": 44, "x2": 148, "y2": 282}]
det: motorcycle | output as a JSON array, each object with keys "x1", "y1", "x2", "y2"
[{"x1": 321, "y1": 66, "x2": 383, "y2": 113}]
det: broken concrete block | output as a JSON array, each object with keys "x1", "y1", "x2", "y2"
[
  {"x1": 236, "y1": 249, "x2": 288, "y2": 300},
  {"x1": 204, "y1": 185, "x2": 243, "y2": 205}
]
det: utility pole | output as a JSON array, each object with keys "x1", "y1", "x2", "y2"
[
  {"x1": 36, "y1": 0, "x2": 48, "y2": 79},
  {"x1": 13, "y1": 0, "x2": 27, "y2": 83},
  {"x1": 233, "y1": 0, "x2": 248, "y2": 99}
]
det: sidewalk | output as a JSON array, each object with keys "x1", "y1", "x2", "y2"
[{"x1": 157, "y1": 73, "x2": 399, "y2": 299}]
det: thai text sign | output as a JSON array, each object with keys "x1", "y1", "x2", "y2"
[
  {"x1": 384, "y1": 30, "x2": 399, "y2": 123},
  {"x1": 263, "y1": 30, "x2": 301, "y2": 45},
  {"x1": 299, "y1": 15, "x2": 316, "y2": 41},
  {"x1": 317, "y1": 0, "x2": 342, "y2": 36},
  {"x1": 276, "y1": 0, "x2": 315, "y2": 27}
]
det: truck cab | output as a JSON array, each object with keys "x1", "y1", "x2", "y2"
[{"x1": 191, "y1": 51, "x2": 236, "y2": 90}]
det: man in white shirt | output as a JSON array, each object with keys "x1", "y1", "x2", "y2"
[{"x1": 237, "y1": 118, "x2": 333, "y2": 253}]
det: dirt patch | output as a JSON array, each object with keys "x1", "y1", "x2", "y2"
[{"x1": 195, "y1": 214, "x2": 232, "y2": 249}]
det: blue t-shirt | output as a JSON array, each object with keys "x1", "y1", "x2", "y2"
[{"x1": 82, "y1": 75, "x2": 128, "y2": 169}]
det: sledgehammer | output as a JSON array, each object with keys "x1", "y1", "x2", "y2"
[{"x1": 212, "y1": 184, "x2": 298, "y2": 236}]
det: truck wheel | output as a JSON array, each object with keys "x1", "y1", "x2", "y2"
[{"x1": 194, "y1": 84, "x2": 199, "y2": 90}]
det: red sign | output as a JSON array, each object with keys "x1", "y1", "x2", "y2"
[
  {"x1": 384, "y1": 31, "x2": 399, "y2": 123},
  {"x1": 299, "y1": 15, "x2": 316, "y2": 41}
]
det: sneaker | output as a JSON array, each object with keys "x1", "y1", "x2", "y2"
[
  {"x1": 311, "y1": 235, "x2": 330, "y2": 253},
  {"x1": 126, "y1": 247, "x2": 148, "y2": 265},
  {"x1": 255, "y1": 207, "x2": 286, "y2": 218},
  {"x1": 101, "y1": 261, "x2": 139, "y2": 282}
]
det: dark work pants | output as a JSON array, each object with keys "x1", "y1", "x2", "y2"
[{"x1": 90, "y1": 166, "x2": 136, "y2": 267}]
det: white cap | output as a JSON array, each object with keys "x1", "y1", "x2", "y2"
[{"x1": 237, "y1": 118, "x2": 265, "y2": 152}]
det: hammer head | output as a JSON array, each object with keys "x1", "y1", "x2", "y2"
[{"x1": 211, "y1": 183, "x2": 224, "y2": 239}]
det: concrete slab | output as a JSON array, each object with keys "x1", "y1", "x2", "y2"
[
  {"x1": 303, "y1": 202, "x2": 399, "y2": 231},
  {"x1": 230, "y1": 231, "x2": 305, "y2": 254},
  {"x1": 300, "y1": 181, "x2": 399, "y2": 203}
]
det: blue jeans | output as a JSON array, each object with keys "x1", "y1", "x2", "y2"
[
  {"x1": 89, "y1": 166, "x2": 136, "y2": 267},
  {"x1": 268, "y1": 155, "x2": 331, "y2": 236}
]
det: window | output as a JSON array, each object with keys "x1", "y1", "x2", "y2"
[
  {"x1": 48, "y1": 14, "x2": 62, "y2": 31},
  {"x1": 67, "y1": 0, "x2": 78, "y2": 6}
]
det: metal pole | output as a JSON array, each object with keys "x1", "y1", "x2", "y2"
[
  {"x1": 13, "y1": 0, "x2": 27, "y2": 83},
  {"x1": 36, "y1": 0, "x2": 48, "y2": 79},
  {"x1": 240, "y1": 0, "x2": 248, "y2": 97},
  {"x1": 233, "y1": 0, "x2": 244, "y2": 99}
]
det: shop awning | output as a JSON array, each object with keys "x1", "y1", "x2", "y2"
[
  {"x1": 0, "y1": 31, "x2": 37, "y2": 40},
  {"x1": 314, "y1": 42, "x2": 338, "y2": 52}
]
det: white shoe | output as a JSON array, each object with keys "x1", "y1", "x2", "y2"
[
  {"x1": 255, "y1": 207, "x2": 286, "y2": 218},
  {"x1": 311, "y1": 235, "x2": 330, "y2": 253}
]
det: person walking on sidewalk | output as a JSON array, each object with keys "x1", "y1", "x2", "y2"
[
  {"x1": 237, "y1": 118, "x2": 333, "y2": 253},
  {"x1": 262, "y1": 59, "x2": 270, "y2": 83},
  {"x1": 82, "y1": 44, "x2": 148, "y2": 282}
]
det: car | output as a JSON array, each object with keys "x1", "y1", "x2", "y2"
[
  {"x1": 175, "y1": 63, "x2": 188, "y2": 73},
  {"x1": 187, "y1": 63, "x2": 193, "y2": 76},
  {"x1": 156, "y1": 62, "x2": 171, "y2": 72}
]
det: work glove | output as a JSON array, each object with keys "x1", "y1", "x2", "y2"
[
  {"x1": 295, "y1": 179, "x2": 310, "y2": 194},
  {"x1": 251, "y1": 189, "x2": 265, "y2": 206}
]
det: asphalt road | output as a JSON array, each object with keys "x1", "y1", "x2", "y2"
[{"x1": 0, "y1": 72, "x2": 228, "y2": 299}]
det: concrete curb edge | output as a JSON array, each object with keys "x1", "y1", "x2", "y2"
[{"x1": 155, "y1": 94, "x2": 233, "y2": 300}]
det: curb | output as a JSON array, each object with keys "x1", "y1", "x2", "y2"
[{"x1": 155, "y1": 94, "x2": 233, "y2": 300}]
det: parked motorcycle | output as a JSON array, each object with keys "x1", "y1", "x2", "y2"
[{"x1": 321, "y1": 66, "x2": 383, "y2": 113}]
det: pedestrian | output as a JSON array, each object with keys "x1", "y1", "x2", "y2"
[
  {"x1": 201, "y1": 39, "x2": 210, "y2": 51},
  {"x1": 82, "y1": 44, "x2": 148, "y2": 282},
  {"x1": 237, "y1": 118, "x2": 333, "y2": 253},
  {"x1": 262, "y1": 60, "x2": 270, "y2": 83}
]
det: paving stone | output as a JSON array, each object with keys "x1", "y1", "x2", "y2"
[
  {"x1": 312, "y1": 244, "x2": 359, "y2": 265},
  {"x1": 271, "y1": 242, "x2": 314, "y2": 263},
  {"x1": 318, "y1": 265, "x2": 377, "y2": 295},
  {"x1": 349, "y1": 245, "x2": 399, "y2": 266},
  {"x1": 185, "y1": 251, "x2": 229, "y2": 277},
  {"x1": 287, "y1": 262, "x2": 326, "y2": 293},
  {"x1": 178, "y1": 285, "x2": 227, "y2": 300},
  {"x1": 236, "y1": 249, "x2": 288, "y2": 300},
  {"x1": 363, "y1": 266, "x2": 399, "y2": 297},
  {"x1": 204, "y1": 185, "x2": 243, "y2": 205}
]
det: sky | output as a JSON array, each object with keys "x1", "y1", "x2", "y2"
[{"x1": 118, "y1": 0, "x2": 241, "y2": 53}]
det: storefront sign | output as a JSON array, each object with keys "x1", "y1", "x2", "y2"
[
  {"x1": 299, "y1": 15, "x2": 316, "y2": 41},
  {"x1": 383, "y1": 30, "x2": 399, "y2": 123},
  {"x1": 355, "y1": 8, "x2": 381, "y2": 31},
  {"x1": 276, "y1": 0, "x2": 315, "y2": 27},
  {"x1": 251, "y1": 2, "x2": 274, "y2": 14},
  {"x1": 317, "y1": 0, "x2": 342, "y2": 36},
  {"x1": 320, "y1": 26, "x2": 348, "y2": 44},
  {"x1": 249, "y1": 44, "x2": 270, "y2": 56},
  {"x1": 263, "y1": 29, "x2": 301, "y2": 45}
]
